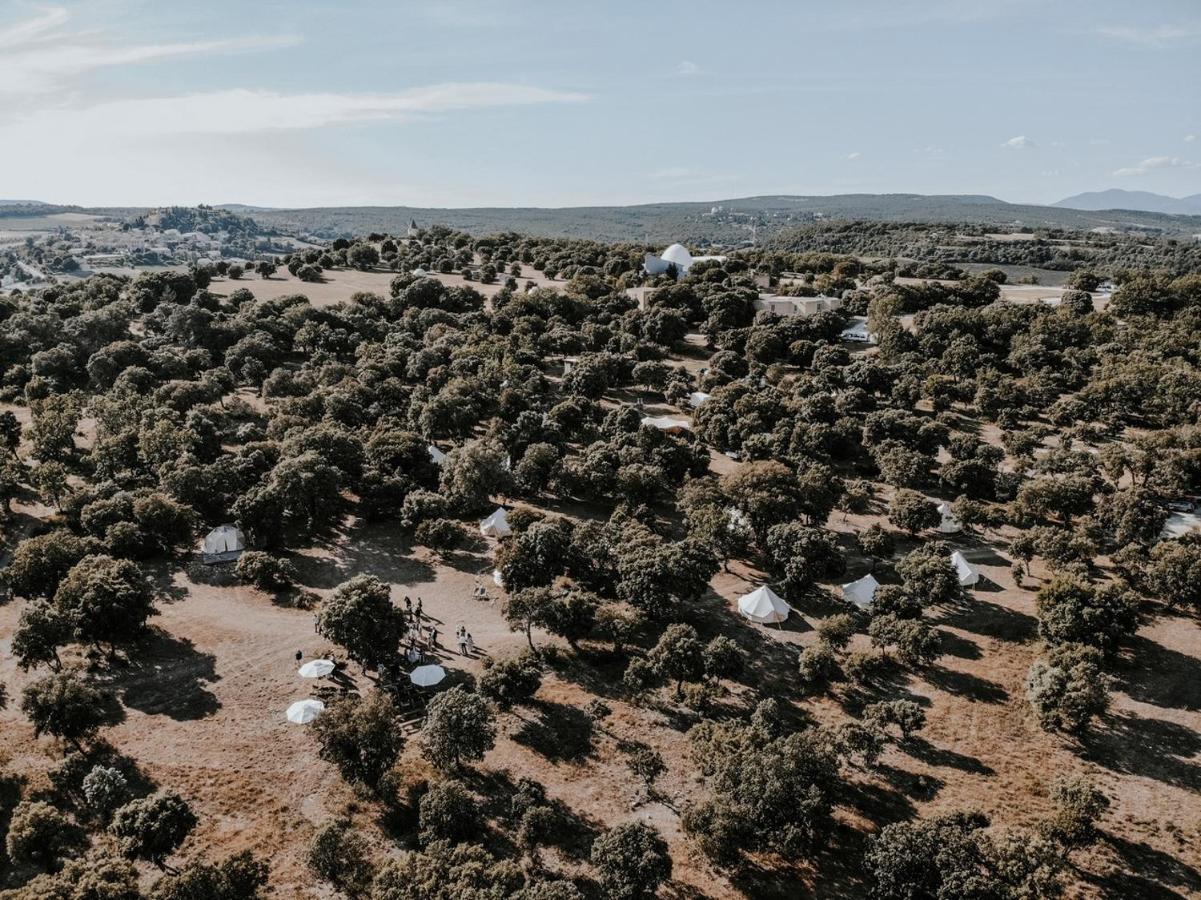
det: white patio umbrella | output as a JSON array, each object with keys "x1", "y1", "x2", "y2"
[
  {"x1": 286, "y1": 699, "x2": 325, "y2": 724},
  {"x1": 298, "y1": 659, "x2": 336, "y2": 679},
  {"x1": 410, "y1": 664, "x2": 447, "y2": 687}
]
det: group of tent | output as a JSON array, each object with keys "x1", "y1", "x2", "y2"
[{"x1": 738, "y1": 550, "x2": 980, "y2": 624}]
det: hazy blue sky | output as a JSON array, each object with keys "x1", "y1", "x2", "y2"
[{"x1": 2, "y1": 0, "x2": 1199, "y2": 208}]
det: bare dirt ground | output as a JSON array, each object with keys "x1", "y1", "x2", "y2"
[{"x1": 205, "y1": 265, "x2": 564, "y2": 307}]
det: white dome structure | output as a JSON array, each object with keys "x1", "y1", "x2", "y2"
[
  {"x1": 737, "y1": 586, "x2": 791, "y2": 624},
  {"x1": 201, "y1": 524, "x2": 245, "y2": 564},
  {"x1": 661, "y1": 243, "x2": 694, "y2": 267}
]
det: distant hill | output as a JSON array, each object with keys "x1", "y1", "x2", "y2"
[
  {"x1": 1053, "y1": 189, "x2": 1201, "y2": 216},
  {"x1": 238, "y1": 193, "x2": 1201, "y2": 242}
]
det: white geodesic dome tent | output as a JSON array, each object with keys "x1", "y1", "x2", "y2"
[{"x1": 202, "y1": 524, "x2": 245, "y2": 564}]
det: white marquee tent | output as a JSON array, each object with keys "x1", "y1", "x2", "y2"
[
  {"x1": 936, "y1": 503, "x2": 962, "y2": 534},
  {"x1": 641, "y1": 415, "x2": 692, "y2": 434},
  {"x1": 202, "y1": 524, "x2": 245, "y2": 564},
  {"x1": 737, "y1": 586, "x2": 791, "y2": 624},
  {"x1": 950, "y1": 551, "x2": 980, "y2": 587},
  {"x1": 479, "y1": 507, "x2": 511, "y2": 538},
  {"x1": 428, "y1": 444, "x2": 447, "y2": 466},
  {"x1": 842, "y1": 574, "x2": 880, "y2": 610},
  {"x1": 688, "y1": 391, "x2": 711, "y2": 408}
]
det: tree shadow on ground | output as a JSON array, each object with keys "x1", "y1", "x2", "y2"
[
  {"x1": 292, "y1": 523, "x2": 436, "y2": 590},
  {"x1": 1116, "y1": 631, "x2": 1201, "y2": 712},
  {"x1": 512, "y1": 700, "x2": 596, "y2": 763},
  {"x1": 876, "y1": 762, "x2": 945, "y2": 802},
  {"x1": 105, "y1": 628, "x2": 221, "y2": 720},
  {"x1": 1078, "y1": 710, "x2": 1201, "y2": 791},
  {"x1": 900, "y1": 736, "x2": 996, "y2": 776},
  {"x1": 936, "y1": 630, "x2": 982, "y2": 660},
  {"x1": 937, "y1": 597, "x2": 1037, "y2": 643},
  {"x1": 921, "y1": 664, "x2": 1008, "y2": 704},
  {"x1": 1082, "y1": 833, "x2": 1201, "y2": 898}
]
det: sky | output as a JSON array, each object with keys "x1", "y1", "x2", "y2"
[{"x1": 1, "y1": 0, "x2": 1199, "y2": 209}]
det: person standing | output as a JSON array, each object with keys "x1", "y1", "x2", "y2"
[
  {"x1": 428, "y1": 625, "x2": 438, "y2": 649},
  {"x1": 415, "y1": 597, "x2": 423, "y2": 620},
  {"x1": 465, "y1": 632, "x2": 475, "y2": 656}
]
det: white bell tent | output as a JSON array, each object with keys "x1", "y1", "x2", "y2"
[
  {"x1": 479, "y1": 507, "x2": 512, "y2": 538},
  {"x1": 842, "y1": 574, "x2": 880, "y2": 610},
  {"x1": 950, "y1": 551, "x2": 980, "y2": 587},
  {"x1": 737, "y1": 586, "x2": 791, "y2": 624},
  {"x1": 936, "y1": 502, "x2": 962, "y2": 534},
  {"x1": 428, "y1": 444, "x2": 447, "y2": 466}
]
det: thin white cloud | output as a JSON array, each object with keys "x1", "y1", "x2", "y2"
[
  {"x1": 847, "y1": 151, "x2": 862, "y2": 160},
  {"x1": 1112, "y1": 156, "x2": 1197, "y2": 176},
  {"x1": 1001, "y1": 135, "x2": 1036, "y2": 150},
  {"x1": 0, "y1": 5, "x2": 70, "y2": 47},
  {"x1": 1096, "y1": 22, "x2": 1201, "y2": 46},
  {"x1": 0, "y1": 7, "x2": 300, "y2": 96},
  {"x1": 1187, "y1": 134, "x2": 1198, "y2": 143},
  {"x1": 675, "y1": 60, "x2": 701, "y2": 77},
  {"x1": 6, "y1": 84, "x2": 590, "y2": 137}
]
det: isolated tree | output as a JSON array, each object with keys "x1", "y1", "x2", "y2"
[
  {"x1": 12, "y1": 600, "x2": 70, "y2": 671},
  {"x1": 863, "y1": 700, "x2": 926, "y2": 739},
  {"x1": 6, "y1": 529, "x2": 95, "y2": 599},
  {"x1": 1042, "y1": 774, "x2": 1109, "y2": 847},
  {"x1": 888, "y1": 489, "x2": 940, "y2": 536},
  {"x1": 110, "y1": 791, "x2": 198, "y2": 868},
  {"x1": 1026, "y1": 643, "x2": 1110, "y2": 733},
  {"x1": 1035, "y1": 575, "x2": 1139, "y2": 654},
  {"x1": 478, "y1": 653, "x2": 543, "y2": 709},
  {"x1": 316, "y1": 575, "x2": 402, "y2": 669},
  {"x1": 21, "y1": 672, "x2": 111, "y2": 745},
  {"x1": 53, "y1": 554, "x2": 156, "y2": 652},
  {"x1": 235, "y1": 551, "x2": 297, "y2": 591},
  {"x1": 421, "y1": 687, "x2": 496, "y2": 771},
  {"x1": 418, "y1": 780, "x2": 481, "y2": 846},
  {"x1": 308, "y1": 820, "x2": 375, "y2": 899},
  {"x1": 649, "y1": 624, "x2": 706, "y2": 698},
  {"x1": 503, "y1": 587, "x2": 553, "y2": 650},
  {"x1": 869, "y1": 615, "x2": 940, "y2": 668},
  {"x1": 82, "y1": 765, "x2": 131, "y2": 822},
  {"x1": 150, "y1": 851, "x2": 269, "y2": 900},
  {"x1": 6, "y1": 800, "x2": 84, "y2": 869},
  {"x1": 255, "y1": 260, "x2": 277, "y2": 279},
  {"x1": 590, "y1": 822, "x2": 673, "y2": 900},
  {"x1": 311, "y1": 692, "x2": 404, "y2": 790}
]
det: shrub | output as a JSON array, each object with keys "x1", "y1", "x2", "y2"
[
  {"x1": 235, "y1": 551, "x2": 297, "y2": 590},
  {"x1": 418, "y1": 780, "x2": 480, "y2": 845}
]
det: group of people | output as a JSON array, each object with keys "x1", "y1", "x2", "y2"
[{"x1": 455, "y1": 626, "x2": 476, "y2": 657}]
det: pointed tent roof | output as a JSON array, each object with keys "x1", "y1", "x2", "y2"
[
  {"x1": 936, "y1": 502, "x2": 962, "y2": 534},
  {"x1": 950, "y1": 550, "x2": 980, "y2": 587},
  {"x1": 479, "y1": 507, "x2": 511, "y2": 538},
  {"x1": 428, "y1": 444, "x2": 447, "y2": 465},
  {"x1": 737, "y1": 585, "x2": 790, "y2": 624},
  {"x1": 841, "y1": 573, "x2": 880, "y2": 610}
]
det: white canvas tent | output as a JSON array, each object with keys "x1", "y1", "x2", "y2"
[
  {"x1": 493, "y1": 568, "x2": 504, "y2": 587},
  {"x1": 479, "y1": 507, "x2": 511, "y2": 538},
  {"x1": 428, "y1": 444, "x2": 447, "y2": 465},
  {"x1": 202, "y1": 524, "x2": 245, "y2": 564},
  {"x1": 950, "y1": 551, "x2": 979, "y2": 587},
  {"x1": 936, "y1": 503, "x2": 962, "y2": 534},
  {"x1": 737, "y1": 586, "x2": 791, "y2": 624},
  {"x1": 688, "y1": 391, "x2": 711, "y2": 408},
  {"x1": 641, "y1": 415, "x2": 692, "y2": 434},
  {"x1": 840, "y1": 316, "x2": 876, "y2": 344},
  {"x1": 842, "y1": 574, "x2": 880, "y2": 610}
]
